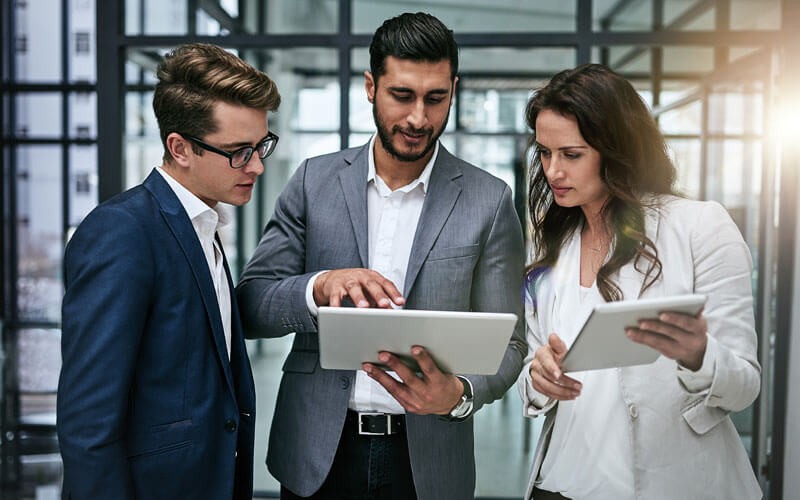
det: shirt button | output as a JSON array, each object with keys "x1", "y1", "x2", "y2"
[
  {"x1": 628, "y1": 404, "x2": 639, "y2": 419},
  {"x1": 225, "y1": 419, "x2": 237, "y2": 432}
]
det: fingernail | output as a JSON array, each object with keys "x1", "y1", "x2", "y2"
[
  {"x1": 412, "y1": 347, "x2": 422, "y2": 356},
  {"x1": 379, "y1": 353, "x2": 389, "y2": 362},
  {"x1": 379, "y1": 298, "x2": 389, "y2": 307},
  {"x1": 363, "y1": 364, "x2": 372, "y2": 374},
  {"x1": 358, "y1": 300, "x2": 369, "y2": 307}
]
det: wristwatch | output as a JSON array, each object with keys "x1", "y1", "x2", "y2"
[{"x1": 449, "y1": 376, "x2": 474, "y2": 419}]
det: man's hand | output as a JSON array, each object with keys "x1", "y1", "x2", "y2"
[
  {"x1": 363, "y1": 346, "x2": 463, "y2": 415},
  {"x1": 530, "y1": 333, "x2": 582, "y2": 400},
  {"x1": 313, "y1": 268, "x2": 405, "y2": 308}
]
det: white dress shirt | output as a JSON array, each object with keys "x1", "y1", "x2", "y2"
[
  {"x1": 157, "y1": 167, "x2": 232, "y2": 358},
  {"x1": 306, "y1": 135, "x2": 438, "y2": 413}
]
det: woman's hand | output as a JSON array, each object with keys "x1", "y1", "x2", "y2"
[
  {"x1": 530, "y1": 333, "x2": 582, "y2": 400},
  {"x1": 626, "y1": 310, "x2": 708, "y2": 371}
]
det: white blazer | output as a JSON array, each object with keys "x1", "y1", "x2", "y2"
[{"x1": 518, "y1": 195, "x2": 762, "y2": 500}]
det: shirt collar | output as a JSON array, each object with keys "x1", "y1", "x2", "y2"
[
  {"x1": 156, "y1": 167, "x2": 231, "y2": 236},
  {"x1": 367, "y1": 134, "x2": 437, "y2": 195}
]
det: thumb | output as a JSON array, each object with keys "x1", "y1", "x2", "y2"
[{"x1": 548, "y1": 333, "x2": 567, "y2": 356}]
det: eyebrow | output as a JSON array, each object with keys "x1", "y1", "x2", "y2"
[{"x1": 388, "y1": 86, "x2": 451, "y2": 96}]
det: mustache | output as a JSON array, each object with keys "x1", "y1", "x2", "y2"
[{"x1": 393, "y1": 125, "x2": 433, "y2": 136}]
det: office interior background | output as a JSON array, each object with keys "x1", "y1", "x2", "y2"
[{"x1": 1, "y1": 0, "x2": 799, "y2": 498}]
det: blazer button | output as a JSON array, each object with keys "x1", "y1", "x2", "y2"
[
  {"x1": 628, "y1": 404, "x2": 639, "y2": 419},
  {"x1": 339, "y1": 376, "x2": 350, "y2": 390},
  {"x1": 225, "y1": 419, "x2": 237, "y2": 432}
]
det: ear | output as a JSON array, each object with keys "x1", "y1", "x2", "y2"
[
  {"x1": 166, "y1": 132, "x2": 192, "y2": 168},
  {"x1": 451, "y1": 76, "x2": 459, "y2": 103},
  {"x1": 365, "y1": 71, "x2": 375, "y2": 103}
]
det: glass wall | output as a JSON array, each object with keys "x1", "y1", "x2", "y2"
[{"x1": 2, "y1": 0, "x2": 793, "y2": 498}]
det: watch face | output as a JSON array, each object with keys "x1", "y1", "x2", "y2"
[{"x1": 450, "y1": 397, "x2": 473, "y2": 418}]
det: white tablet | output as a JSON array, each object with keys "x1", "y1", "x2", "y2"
[
  {"x1": 318, "y1": 307, "x2": 518, "y2": 375},
  {"x1": 561, "y1": 294, "x2": 707, "y2": 372}
]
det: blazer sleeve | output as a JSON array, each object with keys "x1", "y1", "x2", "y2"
[
  {"x1": 57, "y1": 207, "x2": 152, "y2": 500},
  {"x1": 517, "y1": 288, "x2": 558, "y2": 417},
  {"x1": 464, "y1": 185, "x2": 528, "y2": 411},
  {"x1": 678, "y1": 201, "x2": 761, "y2": 433},
  {"x1": 236, "y1": 159, "x2": 318, "y2": 339}
]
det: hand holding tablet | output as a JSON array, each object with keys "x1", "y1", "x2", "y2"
[
  {"x1": 562, "y1": 294, "x2": 707, "y2": 372},
  {"x1": 317, "y1": 307, "x2": 517, "y2": 375}
]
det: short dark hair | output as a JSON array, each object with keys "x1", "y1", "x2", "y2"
[
  {"x1": 369, "y1": 12, "x2": 459, "y2": 82},
  {"x1": 153, "y1": 43, "x2": 281, "y2": 163}
]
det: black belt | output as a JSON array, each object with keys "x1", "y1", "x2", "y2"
[{"x1": 346, "y1": 410, "x2": 405, "y2": 436}]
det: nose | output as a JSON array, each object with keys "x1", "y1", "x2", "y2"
[
  {"x1": 543, "y1": 155, "x2": 563, "y2": 181},
  {"x1": 407, "y1": 99, "x2": 428, "y2": 129},
  {"x1": 243, "y1": 151, "x2": 265, "y2": 176}
]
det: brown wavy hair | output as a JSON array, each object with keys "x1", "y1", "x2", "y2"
[
  {"x1": 525, "y1": 64, "x2": 677, "y2": 302},
  {"x1": 153, "y1": 43, "x2": 281, "y2": 163}
]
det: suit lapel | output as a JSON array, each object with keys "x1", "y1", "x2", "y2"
[
  {"x1": 404, "y1": 148, "x2": 463, "y2": 296},
  {"x1": 143, "y1": 170, "x2": 236, "y2": 395},
  {"x1": 338, "y1": 146, "x2": 370, "y2": 268}
]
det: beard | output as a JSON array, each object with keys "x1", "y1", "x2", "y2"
[{"x1": 373, "y1": 101, "x2": 450, "y2": 163}]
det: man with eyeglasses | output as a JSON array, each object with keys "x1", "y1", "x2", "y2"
[
  {"x1": 57, "y1": 43, "x2": 280, "y2": 500},
  {"x1": 237, "y1": 12, "x2": 525, "y2": 500}
]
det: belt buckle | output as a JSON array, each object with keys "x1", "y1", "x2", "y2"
[{"x1": 357, "y1": 412, "x2": 393, "y2": 436}]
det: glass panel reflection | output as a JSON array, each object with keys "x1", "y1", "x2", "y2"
[
  {"x1": 69, "y1": 0, "x2": 96, "y2": 83},
  {"x1": 124, "y1": 0, "x2": 338, "y2": 35},
  {"x1": 14, "y1": 0, "x2": 63, "y2": 82},
  {"x1": 15, "y1": 93, "x2": 63, "y2": 138},
  {"x1": 593, "y1": 0, "x2": 651, "y2": 32},
  {"x1": 730, "y1": 0, "x2": 781, "y2": 30},
  {"x1": 69, "y1": 92, "x2": 97, "y2": 140},
  {"x1": 353, "y1": 0, "x2": 576, "y2": 34},
  {"x1": 666, "y1": 138, "x2": 702, "y2": 199},
  {"x1": 69, "y1": 145, "x2": 98, "y2": 227},
  {"x1": 460, "y1": 48, "x2": 575, "y2": 76},
  {"x1": 16, "y1": 146, "x2": 63, "y2": 322}
]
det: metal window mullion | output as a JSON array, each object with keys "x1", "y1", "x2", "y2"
[
  {"x1": 62, "y1": 0, "x2": 70, "y2": 243},
  {"x1": 339, "y1": 0, "x2": 352, "y2": 150}
]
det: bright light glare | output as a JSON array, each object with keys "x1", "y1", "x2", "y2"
[{"x1": 773, "y1": 89, "x2": 800, "y2": 145}]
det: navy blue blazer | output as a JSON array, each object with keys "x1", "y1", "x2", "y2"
[{"x1": 57, "y1": 170, "x2": 256, "y2": 499}]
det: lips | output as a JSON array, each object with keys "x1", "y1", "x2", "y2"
[
  {"x1": 550, "y1": 185, "x2": 570, "y2": 196},
  {"x1": 396, "y1": 127, "x2": 431, "y2": 144}
]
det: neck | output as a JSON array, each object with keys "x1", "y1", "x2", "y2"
[{"x1": 373, "y1": 142, "x2": 430, "y2": 191}]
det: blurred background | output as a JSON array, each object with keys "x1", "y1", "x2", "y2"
[{"x1": 2, "y1": 0, "x2": 799, "y2": 498}]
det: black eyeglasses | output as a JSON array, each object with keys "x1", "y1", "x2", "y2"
[{"x1": 180, "y1": 131, "x2": 279, "y2": 169}]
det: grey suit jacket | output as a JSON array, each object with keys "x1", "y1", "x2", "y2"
[{"x1": 237, "y1": 142, "x2": 526, "y2": 499}]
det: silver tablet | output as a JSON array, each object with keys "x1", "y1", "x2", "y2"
[
  {"x1": 318, "y1": 307, "x2": 518, "y2": 375},
  {"x1": 561, "y1": 294, "x2": 707, "y2": 372}
]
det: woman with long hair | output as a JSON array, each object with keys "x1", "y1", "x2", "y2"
[{"x1": 518, "y1": 64, "x2": 761, "y2": 499}]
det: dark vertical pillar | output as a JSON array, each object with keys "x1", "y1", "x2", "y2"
[{"x1": 96, "y1": 0, "x2": 124, "y2": 201}]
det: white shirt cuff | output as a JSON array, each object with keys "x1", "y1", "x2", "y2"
[{"x1": 305, "y1": 271, "x2": 328, "y2": 317}]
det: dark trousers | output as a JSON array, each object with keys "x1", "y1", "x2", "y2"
[
  {"x1": 531, "y1": 486, "x2": 571, "y2": 500},
  {"x1": 281, "y1": 411, "x2": 417, "y2": 500}
]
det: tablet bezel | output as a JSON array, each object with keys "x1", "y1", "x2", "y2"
[
  {"x1": 317, "y1": 307, "x2": 518, "y2": 375},
  {"x1": 561, "y1": 294, "x2": 707, "y2": 372}
]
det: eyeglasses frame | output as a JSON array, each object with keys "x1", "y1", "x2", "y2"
[{"x1": 178, "y1": 131, "x2": 279, "y2": 169}]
